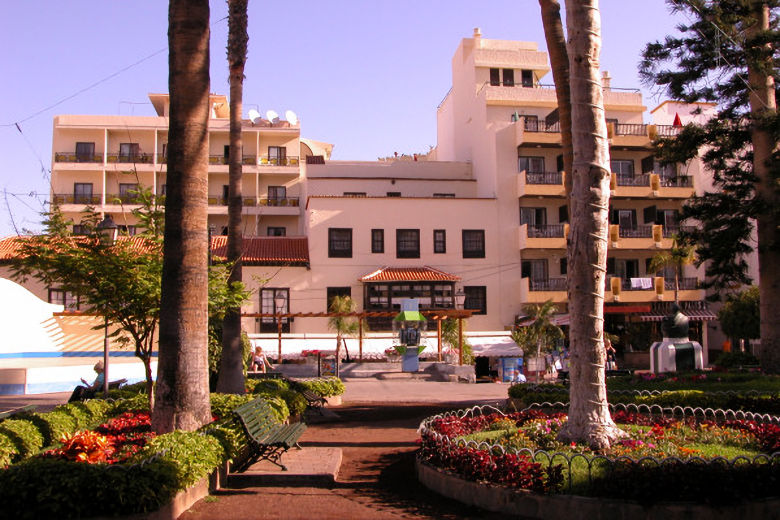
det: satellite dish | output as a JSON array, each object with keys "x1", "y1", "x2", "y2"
[
  {"x1": 248, "y1": 109, "x2": 261, "y2": 124},
  {"x1": 285, "y1": 110, "x2": 298, "y2": 126},
  {"x1": 266, "y1": 110, "x2": 280, "y2": 123}
]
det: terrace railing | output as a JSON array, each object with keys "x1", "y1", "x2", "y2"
[
  {"x1": 529, "y1": 278, "x2": 567, "y2": 291},
  {"x1": 106, "y1": 153, "x2": 153, "y2": 164},
  {"x1": 51, "y1": 193, "x2": 102, "y2": 205},
  {"x1": 615, "y1": 123, "x2": 647, "y2": 136},
  {"x1": 618, "y1": 225, "x2": 653, "y2": 238},
  {"x1": 527, "y1": 224, "x2": 565, "y2": 238},
  {"x1": 664, "y1": 277, "x2": 699, "y2": 291},
  {"x1": 54, "y1": 152, "x2": 103, "y2": 163},
  {"x1": 615, "y1": 174, "x2": 651, "y2": 187},
  {"x1": 525, "y1": 171, "x2": 563, "y2": 185}
]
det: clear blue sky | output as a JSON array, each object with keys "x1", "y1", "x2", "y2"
[{"x1": 0, "y1": 1, "x2": 682, "y2": 237}]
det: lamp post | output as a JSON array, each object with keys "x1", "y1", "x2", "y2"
[
  {"x1": 275, "y1": 292, "x2": 286, "y2": 364},
  {"x1": 454, "y1": 288, "x2": 466, "y2": 366},
  {"x1": 96, "y1": 215, "x2": 117, "y2": 396}
]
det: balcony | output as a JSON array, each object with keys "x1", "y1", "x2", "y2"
[
  {"x1": 52, "y1": 193, "x2": 102, "y2": 205},
  {"x1": 106, "y1": 153, "x2": 153, "y2": 164},
  {"x1": 259, "y1": 156, "x2": 300, "y2": 167},
  {"x1": 664, "y1": 277, "x2": 699, "y2": 291},
  {"x1": 105, "y1": 194, "x2": 143, "y2": 205},
  {"x1": 606, "y1": 276, "x2": 663, "y2": 303},
  {"x1": 519, "y1": 223, "x2": 567, "y2": 250},
  {"x1": 208, "y1": 155, "x2": 259, "y2": 166},
  {"x1": 519, "y1": 277, "x2": 567, "y2": 304},
  {"x1": 616, "y1": 174, "x2": 651, "y2": 187},
  {"x1": 54, "y1": 152, "x2": 102, "y2": 164},
  {"x1": 517, "y1": 170, "x2": 566, "y2": 197},
  {"x1": 662, "y1": 225, "x2": 696, "y2": 239},
  {"x1": 515, "y1": 117, "x2": 561, "y2": 147},
  {"x1": 609, "y1": 224, "x2": 661, "y2": 249}
]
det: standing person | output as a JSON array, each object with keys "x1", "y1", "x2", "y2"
[
  {"x1": 605, "y1": 338, "x2": 617, "y2": 371},
  {"x1": 251, "y1": 346, "x2": 273, "y2": 373},
  {"x1": 68, "y1": 361, "x2": 105, "y2": 402}
]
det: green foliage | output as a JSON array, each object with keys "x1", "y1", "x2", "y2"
[
  {"x1": 246, "y1": 378, "x2": 289, "y2": 394},
  {"x1": 251, "y1": 394, "x2": 290, "y2": 423},
  {"x1": 210, "y1": 393, "x2": 254, "y2": 420},
  {"x1": 511, "y1": 299, "x2": 564, "y2": 358},
  {"x1": 134, "y1": 431, "x2": 225, "y2": 488},
  {"x1": 714, "y1": 351, "x2": 760, "y2": 369},
  {"x1": 109, "y1": 393, "x2": 151, "y2": 414},
  {"x1": 327, "y1": 296, "x2": 359, "y2": 357},
  {"x1": 24, "y1": 411, "x2": 77, "y2": 446},
  {"x1": 289, "y1": 377, "x2": 345, "y2": 397},
  {"x1": 0, "y1": 419, "x2": 44, "y2": 463},
  {"x1": 718, "y1": 286, "x2": 760, "y2": 341},
  {"x1": 279, "y1": 389, "x2": 308, "y2": 417},
  {"x1": 441, "y1": 318, "x2": 474, "y2": 364}
]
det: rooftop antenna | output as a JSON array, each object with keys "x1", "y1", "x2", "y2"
[
  {"x1": 266, "y1": 110, "x2": 280, "y2": 124},
  {"x1": 247, "y1": 109, "x2": 262, "y2": 125},
  {"x1": 285, "y1": 110, "x2": 298, "y2": 126}
]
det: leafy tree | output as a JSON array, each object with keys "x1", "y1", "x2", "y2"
[
  {"x1": 639, "y1": 0, "x2": 780, "y2": 372},
  {"x1": 440, "y1": 318, "x2": 474, "y2": 364},
  {"x1": 648, "y1": 235, "x2": 697, "y2": 303},
  {"x1": 155, "y1": 0, "x2": 213, "y2": 433},
  {"x1": 327, "y1": 296, "x2": 359, "y2": 363},
  {"x1": 718, "y1": 286, "x2": 761, "y2": 344},
  {"x1": 511, "y1": 300, "x2": 564, "y2": 383},
  {"x1": 217, "y1": 0, "x2": 250, "y2": 394}
]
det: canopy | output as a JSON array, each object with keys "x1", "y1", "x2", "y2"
[{"x1": 394, "y1": 311, "x2": 426, "y2": 322}]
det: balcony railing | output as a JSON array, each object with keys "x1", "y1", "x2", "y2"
[
  {"x1": 106, "y1": 153, "x2": 153, "y2": 164},
  {"x1": 655, "y1": 125, "x2": 682, "y2": 137},
  {"x1": 54, "y1": 152, "x2": 103, "y2": 163},
  {"x1": 259, "y1": 156, "x2": 300, "y2": 167},
  {"x1": 523, "y1": 120, "x2": 561, "y2": 133},
  {"x1": 664, "y1": 277, "x2": 699, "y2": 291},
  {"x1": 529, "y1": 278, "x2": 567, "y2": 291},
  {"x1": 209, "y1": 155, "x2": 229, "y2": 165},
  {"x1": 609, "y1": 276, "x2": 655, "y2": 291},
  {"x1": 207, "y1": 196, "x2": 300, "y2": 207},
  {"x1": 52, "y1": 193, "x2": 102, "y2": 205},
  {"x1": 527, "y1": 224, "x2": 565, "y2": 238},
  {"x1": 525, "y1": 171, "x2": 563, "y2": 185},
  {"x1": 659, "y1": 175, "x2": 693, "y2": 188},
  {"x1": 662, "y1": 225, "x2": 697, "y2": 238},
  {"x1": 615, "y1": 174, "x2": 651, "y2": 187},
  {"x1": 618, "y1": 225, "x2": 654, "y2": 238},
  {"x1": 157, "y1": 154, "x2": 167, "y2": 164},
  {"x1": 615, "y1": 123, "x2": 648, "y2": 136},
  {"x1": 106, "y1": 194, "x2": 142, "y2": 204},
  {"x1": 242, "y1": 155, "x2": 257, "y2": 165}
]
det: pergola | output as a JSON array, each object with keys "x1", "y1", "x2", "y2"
[{"x1": 241, "y1": 309, "x2": 475, "y2": 365}]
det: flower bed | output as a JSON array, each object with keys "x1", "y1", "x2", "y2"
[{"x1": 418, "y1": 405, "x2": 780, "y2": 505}]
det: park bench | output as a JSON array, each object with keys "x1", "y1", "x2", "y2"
[
  {"x1": 0, "y1": 405, "x2": 37, "y2": 421},
  {"x1": 232, "y1": 396, "x2": 306, "y2": 472},
  {"x1": 285, "y1": 378, "x2": 328, "y2": 414}
]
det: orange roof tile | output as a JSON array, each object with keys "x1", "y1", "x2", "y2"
[
  {"x1": 359, "y1": 266, "x2": 460, "y2": 283},
  {"x1": 0, "y1": 235, "x2": 309, "y2": 267}
]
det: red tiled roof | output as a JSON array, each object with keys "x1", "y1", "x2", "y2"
[
  {"x1": 211, "y1": 236, "x2": 309, "y2": 266},
  {"x1": 359, "y1": 266, "x2": 460, "y2": 283},
  {"x1": 0, "y1": 235, "x2": 309, "y2": 267}
]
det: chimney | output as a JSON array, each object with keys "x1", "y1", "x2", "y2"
[
  {"x1": 473, "y1": 27, "x2": 482, "y2": 48},
  {"x1": 602, "y1": 70, "x2": 612, "y2": 90}
]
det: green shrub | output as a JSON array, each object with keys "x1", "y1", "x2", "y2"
[
  {"x1": 24, "y1": 411, "x2": 77, "y2": 446},
  {"x1": 714, "y1": 351, "x2": 760, "y2": 369},
  {"x1": 210, "y1": 393, "x2": 254, "y2": 420},
  {"x1": 55, "y1": 403, "x2": 94, "y2": 430},
  {"x1": 253, "y1": 394, "x2": 290, "y2": 423},
  {"x1": 247, "y1": 378, "x2": 289, "y2": 394},
  {"x1": 81, "y1": 398, "x2": 112, "y2": 417},
  {"x1": 204, "y1": 420, "x2": 246, "y2": 461},
  {"x1": 280, "y1": 389, "x2": 307, "y2": 417},
  {"x1": 0, "y1": 432, "x2": 17, "y2": 468},
  {"x1": 290, "y1": 377, "x2": 345, "y2": 397},
  {"x1": 109, "y1": 393, "x2": 151, "y2": 414},
  {"x1": 0, "y1": 419, "x2": 44, "y2": 463},
  {"x1": 134, "y1": 431, "x2": 225, "y2": 488}
]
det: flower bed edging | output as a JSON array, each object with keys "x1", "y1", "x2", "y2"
[{"x1": 416, "y1": 457, "x2": 780, "y2": 520}]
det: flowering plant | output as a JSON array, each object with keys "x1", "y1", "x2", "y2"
[{"x1": 301, "y1": 350, "x2": 321, "y2": 357}]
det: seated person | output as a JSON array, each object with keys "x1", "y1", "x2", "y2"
[
  {"x1": 251, "y1": 346, "x2": 273, "y2": 373},
  {"x1": 68, "y1": 361, "x2": 105, "y2": 402}
]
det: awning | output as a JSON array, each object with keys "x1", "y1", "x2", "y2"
[
  {"x1": 394, "y1": 311, "x2": 426, "y2": 322},
  {"x1": 359, "y1": 266, "x2": 460, "y2": 282},
  {"x1": 469, "y1": 334, "x2": 524, "y2": 357},
  {"x1": 604, "y1": 305, "x2": 652, "y2": 314},
  {"x1": 637, "y1": 302, "x2": 717, "y2": 322}
]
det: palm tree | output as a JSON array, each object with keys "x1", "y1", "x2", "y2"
[
  {"x1": 327, "y1": 296, "x2": 359, "y2": 365},
  {"x1": 153, "y1": 0, "x2": 212, "y2": 433},
  {"x1": 648, "y1": 235, "x2": 696, "y2": 304},
  {"x1": 216, "y1": 0, "x2": 249, "y2": 394},
  {"x1": 511, "y1": 300, "x2": 564, "y2": 383}
]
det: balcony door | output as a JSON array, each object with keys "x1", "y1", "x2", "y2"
[
  {"x1": 75, "y1": 142, "x2": 95, "y2": 162},
  {"x1": 74, "y1": 183, "x2": 93, "y2": 204},
  {"x1": 520, "y1": 207, "x2": 547, "y2": 227},
  {"x1": 521, "y1": 259, "x2": 548, "y2": 281},
  {"x1": 268, "y1": 146, "x2": 286, "y2": 165},
  {"x1": 615, "y1": 259, "x2": 639, "y2": 280}
]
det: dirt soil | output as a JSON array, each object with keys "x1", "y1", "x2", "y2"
[{"x1": 180, "y1": 403, "x2": 507, "y2": 520}]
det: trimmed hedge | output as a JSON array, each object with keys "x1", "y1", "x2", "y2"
[{"x1": 289, "y1": 377, "x2": 345, "y2": 398}]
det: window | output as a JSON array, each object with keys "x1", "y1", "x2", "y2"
[
  {"x1": 119, "y1": 143, "x2": 140, "y2": 162},
  {"x1": 48, "y1": 288, "x2": 79, "y2": 311},
  {"x1": 268, "y1": 186, "x2": 286, "y2": 202},
  {"x1": 268, "y1": 146, "x2": 286, "y2": 165},
  {"x1": 462, "y1": 230, "x2": 485, "y2": 258},
  {"x1": 489, "y1": 68, "x2": 501, "y2": 86},
  {"x1": 386, "y1": 192, "x2": 401, "y2": 197},
  {"x1": 520, "y1": 207, "x2": 547, "y2": 227},
  {"x1": 522, "y1": 259, "x2": 548, "y2": 280},
  {"x1": 343, "y1": 192, "x2": 366, "y2": 197},
  {"x1": 326, "y1": 287, "x2": 351, "y2": 312},
  {"x1": 396, "y1": 229, "x2": 420, "y2": 258},
  {"x1": 119, "y1": 183, "x2": 139, "y2": 202},
  {"x1": 615, "y1": 259, "x2": 639, "y2": 279},
  {"x1": 72, "y1": 224, "x2": 87, "y2": 235},
  {"x1": 502, "y1": 68, "x2": 515, "y2": 86},
  {"x1": 267, "y1": 227, "x2": 286, "y2": 237},
  {"x1": 222, "y1": 185, "x2": 230, "y2": 204},
  {"x1": 433, "y1": 230, "x2": 446, "y2": 254},
  {"x1": 517, "y1": 155, "x2": 545, "y2": 173},
  {"x1": 328, "y1": 228, "x2": 352, "y2": 258},
  {"x1": 75, "y1": 142, "x2": 95, "y2": 162},
  {"x1": 223, "y1": 145, "x2": 230, "y2": 161},
  {"x1": 433, "y1": 193, "x2": 455, "y2": 198},
  {"x1": 371, "y1": 229, "x2": 384, "y2": 253},
  {"x1": 464, "y1": 286, "x2": 486, "y2": 315},
  {"x1": 611, "y1": 159, "x2": 635, "y2": 176},
  {"x1": 74, "y1": 183, "x2": 93, "y2": 204},
  {"x1": 259, "y1": 288, "x2": 289, "y2": 333},
  {"x1": 560, "y1": 258, "x2": 568, "y2": 275},
  {"x1": 521, "y1": 69, "x2": 534, "y2": 87},
  {"x1": 523, "y1": 115, "x2": 539, "y2": 131}
]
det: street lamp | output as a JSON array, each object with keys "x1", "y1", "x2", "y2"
[
  {"x1": 454, "y1": 288, "x2": 466, "y2": 366},
  {"x1": 275, "y1": 292, "x2": 286, "y2": 364},
  {"x1": 96, "y1": 214, "x2": 117, "y2": 396},
  {"x1": 96, "y1": 214, "x2": 118, "y2": 246}
]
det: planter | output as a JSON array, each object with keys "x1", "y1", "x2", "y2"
[{"x1": 326, "y1": 395, "x2": 342, "y2": 407}]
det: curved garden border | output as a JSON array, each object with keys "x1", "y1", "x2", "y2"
[{"x1": 417, "y1": 404, "x2": 780, "y2": 519}]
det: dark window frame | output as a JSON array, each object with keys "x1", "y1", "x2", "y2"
[
  {"x1": 48, "y1": 288, "x2": 80, "y2": 311},
  {"x1": 462, "y1": 229, "x2": 485, "y2": 259},
  {"x1": 267, "y1": 226, "x2": 286, "y2": 237},
  {"x1": 73, "y1": 182, "x2": 94, "y2": 204},
  {"x1": 371, "y1": 229, "x2": 384, "y2": 253},
  {"x1": 75, "y1": 142, "x2": 95, "y2": 162},
  {"x1": 433, "y1": 229, "x2": 446, "y2": 254},
  {"x1": 464, "y1": 286, "x2": 487, "y2": 315},
  {"x1": 259, "y1": 288, "x2": 290, "y2": 333},
  {"x1": 502, "y1": 68, "x2": 515, "y2": 87},
  {"x1": 489, "y1": 68, "x2": 501, "y2": 86},
  {"x1": 328, "y1": 228, "x2": 353, "y2": 258},
  {"x1": 326, "y1": 286, "x2": 351, "y2": 312},
  {"x1": 517, "y1": 155, "x2": 545, "y2": 173},
  {"x1": 119, "y1": 142, "x2": 140, "y2": 161},
  {"x1": 396, "y1": 229, "x2": 420, "y2": 258}
]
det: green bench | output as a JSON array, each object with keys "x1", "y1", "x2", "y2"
[
  {"x1": 232, "y1": 397, "x2": 306, "y2": 472},
  {"x1": 299, "y1": 388, "x2": 327, "y2": 414}
]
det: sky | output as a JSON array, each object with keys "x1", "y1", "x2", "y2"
[{"x1": 0, "y1": 1, "x2": 685, "y2": 237}]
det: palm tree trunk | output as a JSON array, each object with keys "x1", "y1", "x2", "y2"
[
  {"x1": 557, "y1": 0, "x2": 623, "y2": 449},
  {"x1": 153, "y1": 0, "x2": 212, "y2": 433},
  {"x1": 747, "y1": 0, "x2": 780, "y2": 373},
  {"x1": 217, "y1": 0, "x2": 249, "y2": 394}
]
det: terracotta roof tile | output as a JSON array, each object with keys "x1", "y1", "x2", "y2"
[{"x1": 359, "y1": 266, "x2": 460, "y2": 283}]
